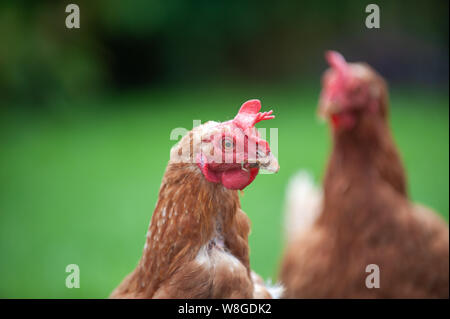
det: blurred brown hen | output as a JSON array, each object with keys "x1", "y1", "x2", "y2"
[{"x1": 279, "y1": 51, "x2": 449, "y2": 298}]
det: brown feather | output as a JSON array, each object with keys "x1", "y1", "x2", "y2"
[
  {"x1": 280, "y1": 65, "x2": 449, "y2": 298},
  {"x1": 110, "y1": 162, "x2": 263, "y2": 298}
]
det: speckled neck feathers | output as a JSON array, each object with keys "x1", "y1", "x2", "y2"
[{"x1": 112, "y1": 163, "x2": 251, "y2": 298}]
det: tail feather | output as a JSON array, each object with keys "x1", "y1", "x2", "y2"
[
  {"x1": 284, "y1": 171, "x2": 322, "y2": 242},
  {"x1": 264, "y1": 279, "x2": 284, "y2": 299},
  {"x1": 251, "y1": 271, "x2": 284, "y2": 299}
]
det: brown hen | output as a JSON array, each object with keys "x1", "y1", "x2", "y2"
[
  {"x1": 280, "y1": 52, "x2": 449, "y2": 298},
  {"x1": 111, "y1": 100, "x2": 280, "y2": 298}
]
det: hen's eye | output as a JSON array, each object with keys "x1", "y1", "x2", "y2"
[{"x1": 222, "y1": 137, "x2": 234, "y2": 150}]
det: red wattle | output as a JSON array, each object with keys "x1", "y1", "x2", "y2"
[
  {"x1": 331, "y1": 114, "x2": 340, "y2": 127},
  {"x1": 197, "y1": 154, "x2": 220, "y2": 183},
  {"x1": 196, "y1": 153, "x2": 259, "y2": 190},
  {"x1": 221, "y1": 168, "x2": 251, "y2": 190},
  {"x1": 331, "y1": 112, "x2": 356, "y2": 130}
]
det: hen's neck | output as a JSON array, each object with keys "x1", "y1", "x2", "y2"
[
  {"x1": 320, "y1": 110, "x2": 407, "y2": 226},
  {"x1": 136, "y1": 163, "x2": 248, "y2": 295}
]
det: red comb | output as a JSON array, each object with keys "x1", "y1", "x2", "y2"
[
  {"x1": 325, "y1": 50, "x2": 350, "y2": 80},
  {"x1": 233, "y1": 99, "x2": 275, "y2": 130}
]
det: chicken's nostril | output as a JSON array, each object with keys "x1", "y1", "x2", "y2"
[
  {"x1": 248, "y1": 162, "x2": 259, "y2": 169},
  {"x1": 256, "y1": 149, "x2": 266, "y2": 158}
]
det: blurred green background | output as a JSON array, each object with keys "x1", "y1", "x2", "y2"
[{"x1": 0, "y1": 1, "x2": 448, "y2": 298}]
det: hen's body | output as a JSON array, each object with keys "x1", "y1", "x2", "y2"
[
  {"x1": 281, "y1": 116, "x2": 449, "y2": 298},
  {"x1": 280, "y1": 54, "x2": 449, "y2": 298},
  {"x1": 111, "y1": 163, "x2": 269, "y2": 298}
]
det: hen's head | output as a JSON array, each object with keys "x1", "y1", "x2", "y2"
[
  {"x1": 170, "y1": 99, "x2": 279, "y2": 190},
  {"x1": 319, "y1": 51, "x2": 388, "y2": 131}
]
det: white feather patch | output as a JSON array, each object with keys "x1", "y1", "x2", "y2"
[
  {"x1": 265, "y1": 279, "x2": 284, "y2": 299},
  {"x1": 285, "y1": 171, "x2": 323, "y2": 241}
]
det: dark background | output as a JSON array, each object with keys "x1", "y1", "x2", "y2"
[{"x1": 0, "y1": 0, "x2": 448, "y2": 104}]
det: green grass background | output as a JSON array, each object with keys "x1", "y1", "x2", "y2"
[{"x1": 0, "y1": 84, "x2": 448, "y2": 298}]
